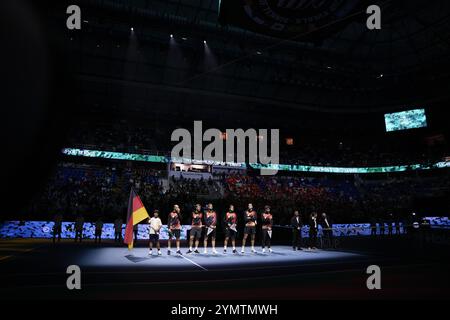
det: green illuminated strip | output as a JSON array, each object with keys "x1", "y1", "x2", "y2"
[
  {"x1": 249, "y1": 162, "x2": 450, "y2": 173},
  {"x1": 62, "y1": 148, "x2": 450, "y2": 173},
  {"x1": 62, "y1": 148, "x2": 167, "y2": 163}
]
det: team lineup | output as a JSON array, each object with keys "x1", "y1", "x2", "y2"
[{"x1": 147, "y1": 203, "x2": 331, "y2": 256}]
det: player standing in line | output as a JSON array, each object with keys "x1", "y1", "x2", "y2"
[
  {"x1": 148, "y1": 210, "x2": 162, "y2": 256},
  {"x1": 203, "y1": 203, "x2": 218, "y2": 254},
  {"x1": 167, "y1": 204, "x2": 182, "y2": 255},
  {"x1": 187, "y1": 204, "x2": 203, "y2": 254},
  {"x1": 261, "y1": 205, "x2": 273, "y2": 253},
  {"x1": 223, "y1": 204, "x2": 238, "y2": 254},
  {"x1": 241, "y1": 203, "x2": 257, "y2": 254}
]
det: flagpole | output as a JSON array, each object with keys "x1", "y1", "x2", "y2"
[{"x1": 125, "y1": 187, "x2": 135, "y2": 250}]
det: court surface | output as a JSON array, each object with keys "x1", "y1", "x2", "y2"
[{"x1": 0, "y1": 239, "x2": 449, "y2": 299}]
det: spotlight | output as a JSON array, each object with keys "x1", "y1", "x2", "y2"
[
  {"x1": 203, "y1": 40, "x2": 207, "y2": 44},
  {"x1": 131, "y1": 27, "x2": 134, "y2": 32},
  {"x1": 256, "y1": 51, "x2": 262, "y2": 55},
  {"x1": 170, "y1": 34, "x2": 174, "y2": 38}
]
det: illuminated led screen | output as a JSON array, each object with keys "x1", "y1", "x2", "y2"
[
  {"x1": 62, "y1": 148, "x2": 450, "y2": 174},
  {"x1": 249, "y1": 162, "x2": 450, "y2": 173},
  {"x1": 1, "y1": 218, "x2": 449, "y2": 239},
  {"x1": 0, "y1": 221, "x2": 190, "y2": 240},
  {"x1": 384, "y1": 109, "x2": 427, "y2": 132},
  {"x1": 0, "y1": 221, "x2": 390, "y2": 239},
  {"x1": 62, "y1": 148, "x2": 167, "y2": 163}
]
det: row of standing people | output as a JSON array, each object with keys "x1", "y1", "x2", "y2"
[
  {"x1": 52, "y1": 205, "x2": 334, "y2": 252},
  {"x1": 291, "y1": 211, "x2": 333, "y2": 251},
  {"x1": 149, "y1": 203, "x2": 274, "y2": 255},
  {"x1": 147, "y1": 204, "x2": 333, "y2": 255},
  {"x1": 52, "y1": 214, "x2": 124, "y2": 243}
]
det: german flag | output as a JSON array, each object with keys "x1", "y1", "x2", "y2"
[{"x1": 124, "y1": 188, "x2": 150, "y2": 250}]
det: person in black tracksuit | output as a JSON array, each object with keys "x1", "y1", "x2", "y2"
[
  {"x1": 261, "y1": 205, "x2": 273, "y2": 253},
  {"x1": 241, "y1": 203, "x2": 257, "y2": 253},
  {"x1": 370, "y1": 217, "x2": 377, "y2": 236},
  {"x1": 53, "y1": 213, "x2": 63, "y2": 243},
  {"x1": 187, "y1": 204, "x2": 203, "y2": 254},
  {"x1": 388, "y1": 215, "x2": 394, "y2": 236},
  {"x1": 290, "y1": 210, "x2": 303, "y2": 251},
  {"x1": 167, "y1": 204, "x2": 182, "y2": 255},
  {"x1": 308, "y1": 212, "x2": 318, "y2": 250},
  {"x1": 203, "y1": 203, "x2": 218, "y2": 254},
  {"x1": 74, "y1": 214, "x2": 84, "y2": 242},
  {"x1": 379, "y1": 218, "x2": 385, "y2": 236},
  {"x1": 223, "y1": 204, "x2": 238, "y2": 254},
  {"x1": 395, "y1": 219, "x2": 401, "y2": 235}
]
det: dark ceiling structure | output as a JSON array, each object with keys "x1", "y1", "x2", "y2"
[
  {"x1": 3, "y1": 0, "x2": 450, "y2": 214},
  {"x1": 45, "y1": 0, "x2": 450, "y2": 117}
]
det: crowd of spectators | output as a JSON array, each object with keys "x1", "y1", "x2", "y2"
[
  {"x1": 20, "y1": 160, "x2": 449, "y2": 227},
  {"x1": 67, "y1": 121, "x2": 448, "y2": 167},
  {"x1": 12, "y1": 118, "x2": 446, "y2": 227},
  {"x1": 27, "y1": 164, "x2": 164, "y2": 222},
  {"x1": 234, "y1": 173, "x2": 448, "y2": 223},
  {"x1": 280, "y1": 134, "x2": 447, "y2": 167}
]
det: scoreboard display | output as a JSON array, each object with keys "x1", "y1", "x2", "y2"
[{"x1": 384, "y1": 109, "x2": 427, "y2": 132}]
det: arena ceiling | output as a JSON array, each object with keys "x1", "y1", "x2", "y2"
[{"x1": 48, "y1": 0, "x2": 450, "y2": 114}]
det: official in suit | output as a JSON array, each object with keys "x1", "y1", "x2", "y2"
[
  {"x1": 320, "y1": 212, "x2": 333, "y2": 248},
  {"x1": 308, "y1": 212, "x2": 318, "y2": 250},
  {"x1": 290, "y1": 210, "x2": 303, "y2": 250}
]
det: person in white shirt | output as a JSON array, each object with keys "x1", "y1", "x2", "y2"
[{"x1": 148, "y1": 210, "x2": 162, "y2": 255}]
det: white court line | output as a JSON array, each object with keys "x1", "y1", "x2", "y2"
[{"x1": 179, "y1": 254, "x2": 208, "y2": 271}]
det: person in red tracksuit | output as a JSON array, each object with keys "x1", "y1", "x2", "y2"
[
  {"x1": 241, "y1": 203, "x2": 257, "y2": 254},
  {"x1": 167, "y1": 204, "x2": 182, "y2": 255},
  {"x1": 187, "y1": 204, "x2": 203, "y2": 254},
  {"x1": 203, "y1": 203, "x2": 218, "y2": 254},
  {"x1": 261, "y1": 205, "x2": 273, "y2": 253},
  {"x1": 223, "y1": 204, "x2": 238, "y2": 254}
]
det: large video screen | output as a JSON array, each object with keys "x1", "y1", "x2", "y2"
[{"x1": 384, "y1": 109, "x2": 427, "y2": 132}]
